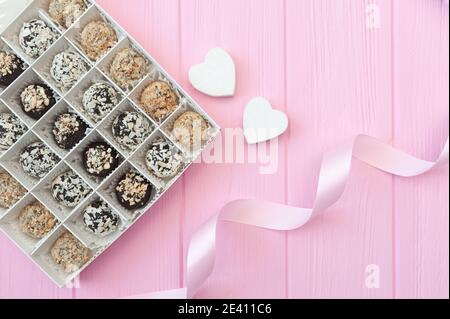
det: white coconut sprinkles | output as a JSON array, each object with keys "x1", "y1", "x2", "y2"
[
  {"x1": 51, "y1": 51, "x2": 88, "y2": 89},
  {"x1": 146, "y1": 138, "x2": 183, "y2": 179},
  {"x1": 112, "y1": 111, "x2": 152, "y2": 151},
  {"x1": 82, "y1": 83, "x2": 120, "y2": 123},
  {"x1": 52, "y1": 171, "x2": 91, "y2": 208},
  {"x1": 83, "y1": 142, "x2": 120, "y2": 177},
  {"x1": 19, "y1": 19, "x2": 58, "y2": 58},
  {"x1": 0, "y1": 113, "x2": 27, "y2": 150},
  {"x1": 83, "y1": 201, "x2": 119, "y2": 237},
  {"x1": 20, "y1": 142, "x2": 60, "y2": 179}
]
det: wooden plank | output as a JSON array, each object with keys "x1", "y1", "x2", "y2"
[
  {"x1": 178, "y1": 0, "x2": 288, "y2": 298},
  {"x1": 393, "y1": 0, "x2": 449, "y2": 299},
  {"x1": 285, "y1": 0, "x2": 394, "y2": 298},
  {"x1": 74, "y1": 0, "x2": 183, "y2": 298}
]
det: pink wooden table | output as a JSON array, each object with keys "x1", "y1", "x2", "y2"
[{"x1": 0, "y1": 0, "x2": 448, "y2": 299}]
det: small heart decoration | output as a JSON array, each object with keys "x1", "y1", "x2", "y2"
[
  {"x1": 189, "y1": 48, "x2": 236, "y2": 97},
  {"x1": 243, "y1": 97, "x2": 289, "y2": 144}
]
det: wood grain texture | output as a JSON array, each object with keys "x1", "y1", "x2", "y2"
[
  {"x1": 75, "y1": 0, "x2": 183, "y2": 299},
  {"x1": 393, "y1": 0, "x2": 449, "y2": 299},
  {"x1": 285, "y1": 0, "x2": 394, "y2": 298},
  {"x1": 178, "y1": 0, "x2": 288, "y2": 299},
  {"x1": 0, "y1": 0, "x2": 448, "y2": 299}
]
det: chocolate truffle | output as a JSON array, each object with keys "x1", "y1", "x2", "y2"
[
  {"x1": 51, "y1": 232, "x2": 90, "y2": 273},
  {"x1": 0, "y1": 113, "x2": 27, "y2": 150},
  {"x1": 52, "y1": 113, "x2": 88, "y2": 150},
  {"x1": 0, "y1": 171, "x2": 27, "y2": 209},
  {"x1": 83, "y1": 200, "x2": 119, "y2": 237},
  {"x1": 146, "y1": 138, "x2": 183, "y2": 179},
  {"x1": 20, "y1": 142, "x2": 60, "y2": 179},
  {"x1": 82, "y1": 142, "x2": 120, "y2": 177},
  {"x1": 82, "y1": 83, "x2": 120, "y2": 123},
  {"x1": 112, "y1": 111, "x2": 151, "y2": 151},
  {"x1": 80, "y1": 21, "x2": 117, "y2": 61},
  {"x1": 20, "y1": 84, "x2": 56, "y2": 120},
  {"x1": 52, "y1": 171, "x2": 91, "y2": 207},
  {"x1": 19, "y1": 201, "x2": 58, "y2": 239},
  {"x1": 0, "y1": 51, "x2": 25, "y2": 88},
  {"x1": 115, "y1": 171, "x2": 152, "y2": 210},
  {"x1": 172, "y1": 111, "x2": 209, "y2": 149},
  {"x1": 51, "y1": 51, "x2": 88, "y2": 89},
  {"x1": 19, "y1": 19, "x2": 58, "y2": 58},
  {"x1": 48, "y1": 0, "x2": 88, "y2": 29},
  {"x1": 110, "y1": 48, "x2": 148, "y2": 90},
  {"x1": 140, "y1": 81, "x2": 178, "y2": 122}
]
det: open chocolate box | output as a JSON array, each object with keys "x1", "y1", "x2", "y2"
[{"x1": 0, "y1": 0, "x2": 220, "y2": 287}]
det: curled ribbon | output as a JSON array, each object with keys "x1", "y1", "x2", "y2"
[{"x1": 126, "y1": 134, "x2": 449, "y2": 299}]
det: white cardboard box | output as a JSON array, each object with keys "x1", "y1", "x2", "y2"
[{"x1": 0, "y1": 0, "x2": 220, "y2": 287}]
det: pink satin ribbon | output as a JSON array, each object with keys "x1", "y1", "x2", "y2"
[{"x1": 126, "y1": 134, "x2": 449, "y2": 299}]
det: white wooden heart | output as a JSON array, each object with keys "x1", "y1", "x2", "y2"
[
  {"x1": 243, "y1": 97, "x2": 288, "y2": 144},
  {"x1": 189, "y1": 48, "x2": 236, "y2": 97}
]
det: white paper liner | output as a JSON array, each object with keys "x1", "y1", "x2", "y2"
[
  {"x1": 0, "y1": 101, "x2": 29, "y2": 157},
  {"x1": 97, "y1": 37, "x2": 152, "y2": 94},
  {"x1": 97, "y1": 98, "x2": 156, "y2": 159},
  {"x1": 31, "y1": 224, "x2": 97, "y2": 287},
  {"x1": 65, "y1": 67, "x2": 124, "y2": 127},
  {"x1": 64, "y1": 193, "x2": 126, "y2": 249},
  {"x1": 0, "y1": 130, "x2": 61, "y2": 190},
  {"x1": 0, "y1": 100, "x2": 12, "y2": 114},
  {"x1": 0, "y1": 0, "x2": 63, "y2": 65},
  {"x1": 32, "y1": 36, "x2": 92, "y2": 96},
  {"x1": 32, "y1": 161, "x2": 92, "y2": 221},
  {"x1": 0, "y1": 165, "x2": 29, "y2": 218},
  {"x1": 41, "y1": 0, "x2": 93, "y2": 32},
  {"x1": 0, "y1": 192, "x2": 60, "y2": 254},
  {"x1": 65, "y1": 130, "x2": 124, "y2": 190},
  {"x1": 0, "y1": 68, "x2": 61, "y2": 128},
  {"x1": 128, "y1": 69, "x2": 185, "y2": 124},
  {"x1": 32, "y1": 99, "x2": 92, "y2": 159},
  {"x1": 97, "y1": 162, "x2": 161, "y2": 221},
  {"x1": 0, "y1": 0, "x2": 221, "y2": 288},
  {"x1": 65, "y1": 5, "x2": 125, "y2": 64},
  {"x1": 0, "y1": 100, "x2": 13, "y2": 115},
  {"x1": 0, "y1": 37, "x2": 29, "y2": 95},
  {"x1": 161, "y1": 100, "x2": 219, "y2": 158},
  {"x1": 129, "y1": 129, "x2": 189, "y2": 190}
]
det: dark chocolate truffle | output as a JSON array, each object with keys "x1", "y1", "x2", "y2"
[
  {"x1": 20, "y1": 84, "x2": 56, "y2": 120},
  {"x1": 112, "y1": 111, "x2": 151, "y2": 151},
  {"x1": 52, "y1": 171, "x2": 91, "y2": 208},
  {"x1": 0, "y1": 51, "x2": 25, "y2": 88},
  {"x1": 19, "y1": 19, "x2": 58, "y2": 58},
  {"x1": 82, "y1": 142, "x2": 120, "y2": 177},
  {"x1": 83, "y1": 200, "x2": 119, "y2": 237},
  {"x1": 115, "y1": 171, "x2": 152, "y2": 210},
  {"x1": 20, "y1": 142, "x2": 60, "y2": 179},
  {"x1": 52, "y1": 113, "x2": 88, "y2": 150},
  {"x1": 82, "y1": 83, "x2": 120, "y2": 123},
  {"x1": 0, "y1": 113, "x2": 27, "y2": 150}
]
